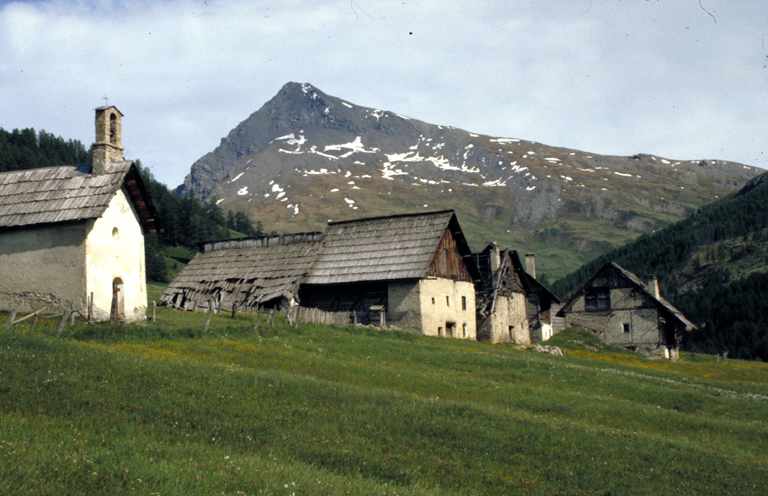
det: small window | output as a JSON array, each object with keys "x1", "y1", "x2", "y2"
[
  {"x1": 431, "y1": 297, "x2": 435, "y2": 305},
  {"x1": 462, "y1": 323, "x2": 468, "y2": 337},
  {"x1": 446, "y1": 296, "x2": 450, "y2": 307},
  {"x1": 461, "y1": 296, "x2": 467, "y2": 310},
  {"x1": 112, "y1": 227, "x2": 119, "y2": 241},
  {"x1": 585, "y1": 288, "x2": 610, "y2": 310},
  {"x1": 623, "y1": 323, "x2": 631, "y2": 333},
  {"x1": 438, "y1": 326, "x2": 443, "y2": 336},
  {"x1": 509, "y1": 325, "x2": 514, "y2": 340}
]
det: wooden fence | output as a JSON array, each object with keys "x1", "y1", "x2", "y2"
[{"x1": 288, "y1": 306, "x2": 351, "y2": 326}]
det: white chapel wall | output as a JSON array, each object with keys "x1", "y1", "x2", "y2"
[{"x1": 85, "y1": 185, "x2": 147, "y2": 321}]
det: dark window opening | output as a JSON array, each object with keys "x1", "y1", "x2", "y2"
[
  {"x1": 446, "y1": 322, "x2": 456, "y2": 337},
  {"x1": 585, "y1": 288, "x2": 610, "y2": 310},
  {"x1": 461, "y1": 296, "x2": 467, "y2": 310},
  {"x1": 623, "y1": 323, "x2": 631, "y2": 333},
  {"x1": 446, "y1": 296, "x2": 450, "y2": 307}
]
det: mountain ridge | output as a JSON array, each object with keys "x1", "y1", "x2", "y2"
[{"x1": 177, "y1": 82, "x2": 762, "y2": 278}]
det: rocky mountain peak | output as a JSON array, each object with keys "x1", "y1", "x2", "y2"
[{"x1": 177, "y1": 82, "x2": 763, "y2": 277}]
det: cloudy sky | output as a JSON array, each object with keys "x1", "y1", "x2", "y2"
[{"x1": 1, "y1": 0, "x2": 766, "y2": 187}]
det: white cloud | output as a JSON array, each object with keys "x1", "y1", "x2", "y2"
[{"x1": 0, "y1": 0, "x2": 766, "y2": 189}]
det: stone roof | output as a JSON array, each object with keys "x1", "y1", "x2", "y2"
[{"x1": 0, "y1": 161, "x2": 160, "y2": 233}]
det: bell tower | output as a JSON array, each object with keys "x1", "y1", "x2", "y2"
[{"x1": 92, "y1": 105, "x2": 125, "y2": 175}]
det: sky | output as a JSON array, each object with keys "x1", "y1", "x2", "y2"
[{"x1": 1, "y1": 0, "x2": 766, "y2": 188}]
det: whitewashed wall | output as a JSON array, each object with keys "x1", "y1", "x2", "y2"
[{"x1": 85, "y1": 185, "x2": 146, "y2": 321}]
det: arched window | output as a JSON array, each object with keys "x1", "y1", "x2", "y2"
[
  {"x1": 112, "y1": 277, "x2": 125, "y2": 320},
  {"x1": 109, "y1": 114, "x2": 118, "y2": 144}
]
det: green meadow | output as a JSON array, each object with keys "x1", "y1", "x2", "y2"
[{"x1": 1, "y1": 301, "x2": 767, "y2": 495}]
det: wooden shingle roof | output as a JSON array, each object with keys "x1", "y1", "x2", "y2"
[
  {"x1": 304, "y1": 210, "x2": 475, "y2": 285},
  {"x1": 159, "y1": 233, "x2": 325, "y2": 311},
  {"x1": 0, "y1": 162, "x2": 160, "y2": 233}
]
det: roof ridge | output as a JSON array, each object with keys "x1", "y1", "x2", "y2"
[{"x1": 327, "y1": 209, "x2": 454, "y2": 226}]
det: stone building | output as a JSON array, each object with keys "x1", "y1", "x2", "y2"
[
  {"x1": 301, "y1": 210, "x2": 480, "y2": 337},
  {"x1": 556, "y1": 262, "x2": 695, "y2": 359},
  {"x1": 473, "y1": 243, "x2": 560, "y2": 344},
  {"x1": 162, "y1": 210, "x2": 481, "y2": 338},
  {"x1": 0, "y1": 106, "x2": 160, "y2": 321}
]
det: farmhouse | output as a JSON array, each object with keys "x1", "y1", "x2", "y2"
[
  {"x1": 556, "y1": 262, "x2": 695, "y2": 359},
  {"x1": 301, "y1": 210, "x2": 480, "y2": 337},
  {"x1": 473, "y1": 243, "x2": 560, "y2": 344},
  {"x1": 162, "y1": 210, "x2": 481, "y2": 338},
  {"x1": 0, "y1": 106, "x2": 160, "y2": 321}
]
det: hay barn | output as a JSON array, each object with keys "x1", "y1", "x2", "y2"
[{"x1": 162, "y1": 210, "x2": 482, "y2": 338}]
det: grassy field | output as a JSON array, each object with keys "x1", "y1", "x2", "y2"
[{"x1": 1, "y1": 305, "x2": 767, "y2": 495}]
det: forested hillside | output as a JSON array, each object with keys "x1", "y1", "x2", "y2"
[
  {"x1": 0, "y1": 127, "x2": 261, "y2": 282},
  {"x1": 0, "y1": 127, "x2": 90, "y2": 171},
  {"x1": 552, "y1": 172, "x2": 768, "y2": 361}
]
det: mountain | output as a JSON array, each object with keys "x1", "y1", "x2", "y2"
[
  {"x1": 551, "y1": 171, "x2": 768, "y2": 360},
  {"x1": 177, "y1": 82, "x2": 762, "y2": 279}
]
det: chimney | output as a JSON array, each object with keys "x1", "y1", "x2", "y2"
[
  {"x1": 489, "y1": 242, "x2": 501, "y2": 274},
  {"x1": 649, "y1": 276, "x2": 660, "y2": 299},
  {"x1": 525, "y1": 254, "x2": 536, "y2": 278},
  {"x1": 92, "y1": 106, "x2": 124, "y2": 175}
]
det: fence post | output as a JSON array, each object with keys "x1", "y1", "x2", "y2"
[
  {"x1": 56, "y1": 304, "x2": 72, "y2": 337},
  {"x1": 88, "y1": 292, "x2": 94, "y2": 321},
  {"x1": 6, "y1": 309, "x2": 17, "y2": 329},
  {"x1": 232, "y1": 303, "x2": 238, "y2": 319},
  {"x1": 69, "y1": 301, "x2": 76, "y2": 326},
  {"x1": 204, "y1": 305, "x2": 214, "y2": 332},
  {"x1": 254, "y1": 306, "x2": 263, "y2": 334},
  {"x1": 152, "y1": 301, "x2": 156, "y2": 322},
  {"x1": 269, "y1": 307, "x2": 276, "y2": 326}
]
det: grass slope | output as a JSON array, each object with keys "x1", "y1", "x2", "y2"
[{"x1": 1, "y1": 308, "x2": 767, "y2": 495}]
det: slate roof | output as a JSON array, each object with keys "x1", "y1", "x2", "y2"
[
  {"x1": 558, "y1": 262, "x2": 696, "y2": 331},
  {"x1": 303, "y1": 210, "x2": 476, "y2": 285},
  {"x1": 159, "y1": 233, "x2": 325, "y2": 311},
  {"x1": 0, "y1": 161, "x2": 160, "y2": 233}
]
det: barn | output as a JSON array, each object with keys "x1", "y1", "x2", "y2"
[
  {"x1": 0, "y1": 106, "x2": 160, "y2": 321},
  {"x1": 300, "y1": 210, "x2": 481, "y2": 337},
  {"x1": 161, "y1": 210, "x2": 482, "y2": 338},
  {"x1": 159, "y1": 232, "x2": 324, "y2": 312}
]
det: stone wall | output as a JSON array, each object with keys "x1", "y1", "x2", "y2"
[
  {"x1": 478, "y1": 293, "x2": 529, "y2": 343},
  {"x1": 388, "y1": 278, "x2": 476, "y2": 339},
  {"x1": 0, "y1": 222, "x2": 87, "y2": 312}
]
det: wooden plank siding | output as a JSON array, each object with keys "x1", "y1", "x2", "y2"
[{"x1": 426, "y1": 227, "x2": 472, "y2": 282}]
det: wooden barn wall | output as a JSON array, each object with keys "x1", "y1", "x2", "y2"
[
  {"x1": 299, "y1": 282, "x2": 387, "y2": 325},
  {"x1": 588, "y1": 266, "x2": 629, "y2": 289},
  {"x1": 426, "y1": 227, "x2": 472, "y2": 282}
]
